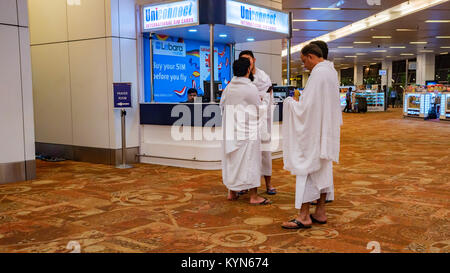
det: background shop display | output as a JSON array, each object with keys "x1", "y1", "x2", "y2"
[{"x1": 403, "y1": 84, "x2": 450, "y2": 120}]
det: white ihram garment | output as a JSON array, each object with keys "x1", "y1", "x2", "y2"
[
  {"x1": 220, "y1": 77, "x2": 261, "y2": 191},
  {"x1": 253, "y1": 67, "x2": 274, "y2": 177},
  {"x1": 282, "y1": 60, "x2": 342, "y2": 208}
]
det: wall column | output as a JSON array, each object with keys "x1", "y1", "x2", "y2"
[{"x1": 416, "y1": 53, "x2": 435, "y2": 85}]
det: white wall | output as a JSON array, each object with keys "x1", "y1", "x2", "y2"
[
  {"x1": 0, "y1": 0, "x2": 35, "y2": 166},
  {"x1": 29, "y1": 0, "x2": 139, "y2": 150},
  {"x1": 416, "y1": 53, "x2": 435, "y2": 85}
]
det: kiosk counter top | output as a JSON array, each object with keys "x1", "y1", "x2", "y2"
[{"x1": 140, "y1": 102, "x2": 284, "y2": 126}]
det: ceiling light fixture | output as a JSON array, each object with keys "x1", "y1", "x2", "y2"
[
  {"x1": 283, "y1": 0, "x2": 449, "y2": 57},
  {"x1": 419, "y1": 50, "x2": 434, "y2": 53},
  {"x1": 396, "y1": 28, "x2": 417, "y2": 31},
  {"x1": 410, "y1": 41, "x2": 427, "y2": 44},
  {"x1": 401, "y1": 53, "x2": 414, "y2": 55},
  {"x1": 372, "y1": 36, "x2": 392, "y2": 39},
  {"x1": 440, "y1": 52, "x2": 449, "y2": 55},
  {"x1": 310, "y1": 7, "x2": 341, "y2": 10},
  {"x1": 436, "y1": 36, "x2": 450, "y2": 39},
  {"x1": 354, "y1": 41, "x2": 372, "y2": 44},
  {"x1": 426, "y1": 20, "x2": 450, "y2": 23},
  {"x1": 338, "y1": 46, "x2": 354, "y2": 48},
  {"x1": 373, "y1": 50, "x2": 387, "y2": 52},
  {"x1": 390, "y1": 46, "x2": 406, "y2": 48},
  {"x1": 345, "y1": 56, "x2": 357, "y2": 58}
]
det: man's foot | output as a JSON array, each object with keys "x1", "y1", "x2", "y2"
[
  {"x1": 281, "y1": 217, "x2": 312, "y2": 229},
  {"x1": 250, "y1": 195, "x2": 271, "y2": 205},
  {"x1": 227, "y1": 191, "x2": 239, "y2": 201},
  {"x1": 310, "y1": 213, "x2": 327, "y2": 223},
  {"x1": 266, "y1": 188, "x2": 277, "y2": 195},
  {"x1": 238, "y1": 190, "x2": 248, "y2": 196}
]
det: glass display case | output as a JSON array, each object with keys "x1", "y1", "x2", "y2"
[{"x1": 356, "y1": 91, "x2": 385, "y2": 112}]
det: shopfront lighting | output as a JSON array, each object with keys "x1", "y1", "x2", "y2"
[
  {"x1": 188, "y1": 29, "x2": 197, "y2": 32},
  {"x1": 283, "y1": 0, "x2": 449, "y2": 57},
  {"x1": 246, "y1": 38, "x2": 255, "y2": 42},
  {"x1": 219, "y1": 34, "x2": 227, "y2": 38}
]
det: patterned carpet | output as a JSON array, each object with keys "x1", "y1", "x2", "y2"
[{"x1": 0, "y1": 108, "x2": 449, "y2": 253}]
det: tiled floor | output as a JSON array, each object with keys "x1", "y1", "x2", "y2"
[{"x1": 0, "y1": 109, "x2": 449, "y2": 253}]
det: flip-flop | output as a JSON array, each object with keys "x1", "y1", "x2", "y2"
[
  {"x1": 310, "y1": 214, "x2": 327, "y2": 225},
  {"x1": 251, "y1": 198, "x2": 271, "y2": 205},
  {"x1": 266, "y1": 188, "x2": 277, "y2": 195},
  {"x1": 281, "y1": 219, "x2": 312, "y2": 229},
  {"x1": 311, "y1": 200, "x2": 333, "y2": 205}
]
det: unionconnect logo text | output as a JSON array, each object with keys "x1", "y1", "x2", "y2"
[
  {"x1": 145, "y1": 2, "x2": 194, "y2": 22},
  {"x1": 240, "y1": 5, "x2": 277, "y2": 25}
]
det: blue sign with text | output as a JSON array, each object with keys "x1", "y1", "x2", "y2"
[{"x1": 114, "y1": 83, "x2": 132, "y2": 108}]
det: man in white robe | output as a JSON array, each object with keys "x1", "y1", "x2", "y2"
[
  {"x1": 281, "y1": 43, "x2": 342, "y2": 229},
  {"x1": 239, "y1": 50, "x2": 277, "y2": 195},
  {"x1": 220, "y1": 57, "x2": 271, "y2": 205}
]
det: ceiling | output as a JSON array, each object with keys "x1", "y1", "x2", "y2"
[{"x1": 282, "y1": 0, "x2": 450, "y2": 75}]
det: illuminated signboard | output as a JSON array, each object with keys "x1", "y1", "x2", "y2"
[
  {"x1": 142, "y1": 0, "x2": 199, "y2": 31},
  {"x1": 226, "y1": 0, "x2": 290, "y2": 35}
]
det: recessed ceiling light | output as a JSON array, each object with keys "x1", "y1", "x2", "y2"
[
  {"x1": 419, "y1": 50, "x2": 434, "y2": 53},
  {"x1": 440, "y1": 52, "x2": 449, "y2": 55},
  {"x1": 356, "y1": 53, "x2": 367, "y2": 55},
  {"x1": 401, "y1": 53, "x2": 414, "y2": 56},
  {"x1": 396, "y1": 28, "x2": 416, "y2": 32},
  {"x1": 373, "y1": 50, "x2": 387, "y2": 52},
  {"x1": 247, "y1": 38, "x2": 255, "y2": 42},
  {"x1": 410, "y1": 41, "x2": 427, "y2": 44},
  {"x1": 386, "y1": 56, "x2": 395, "y2": 58},
  {"x1": 373, "y1": 58, "x2": 384, "y2": 60},
  {"x1": 345, "y1": 56, "x2": 357, "y2": 58},
  {"x1": 372, "y1": 36, "x2": 391, "y2": 39},
  {"x1": 390, "y1": 46, "x2": 406, "y2": 48},
  {"x1": 219, "y1": 34, "x2": 227, "y2": 38},
  {"x1": 436, "y1": 36, "x2": 450, "y2": 39},
  {"x1": 293, "y1": 19, "x2": 318, "y2": 22},
  {"x1": 441, "y1": 46, "x2": 450, "y2": 48},
  {"x1": 188, "y1": 29, "x2": 197, "y2": 32},
  {"x1": 293, "y1": 29, "x2": 300, "y2": 31},
  {"x1": 426, "y1": 20, "x2": 450, "y2": 23},
  {"x1": 353, "y1": 41, "x2": 372, "y2": 44},
  {"x1": 338, "y1": 46, "x2": 354, "y2": 48}
]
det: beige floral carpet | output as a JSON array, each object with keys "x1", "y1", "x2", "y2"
[{"x1": 0, "y1": 109, "x2": 449, "y2": 253}]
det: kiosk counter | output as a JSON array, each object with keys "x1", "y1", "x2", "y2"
[{"x1": 138, "y1": 0, "x2": 292, "y2": 169}]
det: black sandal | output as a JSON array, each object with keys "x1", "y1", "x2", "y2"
[
  {"x1": 310, "y1": 214, "x2": 327, "y2": 225},
  {"x1": 252, "y1": 198, "x2": 271, "y2": 205},
  {"x1": 282, "y1": 219, "x2": 312, "y2": 229}
]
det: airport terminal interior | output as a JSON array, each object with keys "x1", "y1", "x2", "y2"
[{"x1": 0, "y1": 0, "x2": 449, "y2": 253}]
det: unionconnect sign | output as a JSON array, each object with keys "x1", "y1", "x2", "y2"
[
  {"x1": 226, "y1": 0, "x2": 289, "y2": 35},
  {"x1": 143, "y1": 0, "x2": 198, "y2": 31}
]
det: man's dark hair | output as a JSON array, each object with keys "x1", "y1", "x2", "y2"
[
  {"x1": 301, "y1": 44, "x2": 323, "y2": 58},
  {"x1": 349, "y1": 87, "x2": 353, "y2": 92},
  {"x1": 187, "y1": 88, "x2": 197, "y2": 95},
  {"x1": 310, "y1": 40, "x2": 328, "y2": 59},
  {"x1": 233, "y1": 57, "x2": 251, "y2": 77},
  {"x1": 239, "y1": 50, "x2": 255, "y2": 59}
]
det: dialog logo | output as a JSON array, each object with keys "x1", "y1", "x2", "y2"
[{"x1": 153, "y1": 40, "x2": 186, "y2": 57}]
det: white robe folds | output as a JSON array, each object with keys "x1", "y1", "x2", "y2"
[
  {"x1": 220, "y1": 77, "x2": 261, "y2": 191},
  {"x1": 253, "y1": 67, "x2": 274, "y2": 176},
  {"x1": 282, "y1": 60, "x2": 342, "y2": 207}
]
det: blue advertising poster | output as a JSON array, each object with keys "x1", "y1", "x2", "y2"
[
  {"x1": 144, "y1": 34, "x2": 231, "y2": 103},
  {"x1": 113, "y1": 83, "x2": 132, "y2": 108}
]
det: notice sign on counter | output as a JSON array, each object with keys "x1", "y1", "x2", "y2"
[
  {"x1": 142, "y1": 0, "x2": 199, "y2": 31},
  {"x1": 114, "y1": 83, "x2": 132, "y2": 108},
  {"x1": 226, "y1": 0, "x2": 290, "y2": 35}
]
